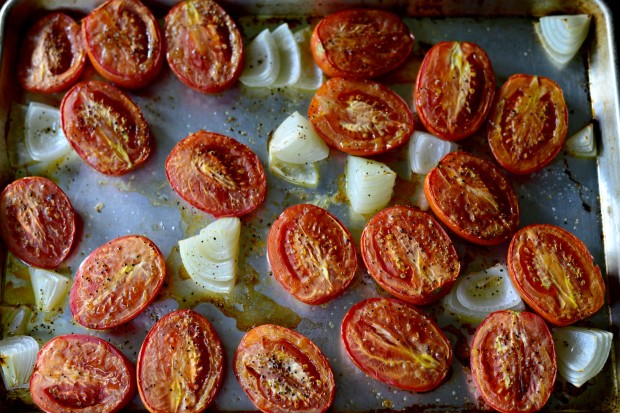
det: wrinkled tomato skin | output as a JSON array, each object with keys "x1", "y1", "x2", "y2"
[
  {"x1": 415, "y1": 41, "x2": 495, "y2": 141},
  {"x1": 308, "y1": 77, "x2": 414, "y2": 155},
  {"x1": 165, "y1": 130, "x2": 266, "y2": 217},
  {"x1": 70, "y1": 235, "x2": 166, "y2": 330},
  {"x1": 424, "y1": 151, "x2": 520, "y2": 246},
  {"x1": 233, "y1": 324, "x2": 335, "y2": 413},
  {"x1": 137, "y1": 309, "x2": 224, "y2": 413},
  {"x1": 487, "y1": 74, "x2": 568, "y2": 174},
  {"x1": 508, "y1": 224, "x2": 605, "y2": 326},
  {"x1": 60, "y1": 80, "x2": 153, "y2": 176},
  {"x1": 30, "y1": 334, "x2": 136, "y2": 413},
  {"x1": 361, "y1": 206, "x2": 460, "y2": 305},
  {"x1": 0, "y1": 176, "x2": 76, "y2": 269},
  {"x1": 267, "y1": 204, "x2": 357, "y2": 305},
  {"x1": 310, "y1": 9, "x2": 413, "y2": 79},
  {"x1": 471, "y1": 310, "x2": 556, "y2": 413},
  {"x1": 18, "y1": 12, "x2": 86, "y2": 94},
  {"x1": 165, "y1": 0, "x2": 244, "y2": 93},
  {"x1": 82, "y1": 0, "x2": 164, "y2": 89},
  {"x1": 341, "y1": 297, "x2": 452, "y2": 392}
]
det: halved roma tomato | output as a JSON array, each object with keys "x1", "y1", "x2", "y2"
[
  {"x1": 30, "y1": 334, "x2": 136, "y2": 413},
  {"x1": 487, "y1": 74, "x2": 568, "y2": 174},
  {"x1": 342, "y1": 297, "x2": 452, "y2": 392},
  {"x1": 507, "y1": 224, "x2": 605, "y2": 326},
  {"x1": 17, "y1": 12, "x2": 87, "y2": 93},
  {"x1": 61, "y1": 80, "x2": 153, "y2": 175},
  {"x1": 165, "y1": 130, "x2": 266, "y2": 217},
  {"x1": 0, "y1": 176, "x2": 76, "y2": 269},
  {"x1": 267, "y1": 204, "x2": 357, "y2": 305},
  {"x1": 137, "y1": 309, "x2": 224, "y2": 413},
  {"x1": 415, "y1": 41, "x2": 495, "y2": 141},
  {"x1": 165, "y1": 0, "x2": 244, "y2": 93},
  {"x1": 310, "y1": 9, "x2": 414, "y2": 79},
  {"x1": 471, "y1": 310, "x2": 556, "y2": 413},
  {"x1": 361, "y1": 205, "x2": 460, "y2": 305},
  {"x1": 70, "y1": 235, "x2": 166, "y2": 330},
  {"x1": 308, "y1": 77, "x2": 414, "y2": 155},
  {"x1": 82, "y1": 0, "x2": 164, "y2": 89},
  {"x1": 234, "y1": 324, "x2": 335, "y2": 413},
  {"x1": 424, "y1": 151, "x2": 520, "y2": 246}
]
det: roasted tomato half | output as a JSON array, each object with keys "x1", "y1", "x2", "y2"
[
  {"x1": 0, "y1": 176, "x2": 76, "y2": 269},
  {"x1": 308, "y1": 77, "x2": 414, "y2": 155},
  {"x1": 82, "y1": 0, "x2": 164, "y2": 89},
  {"x1": 342, "y1": 297, "x2": 452, "y2": 392},
  {"x1": 487, "y1": 74, "x2": 568, "y2": 174},
  {"x1": 61, "y1": 80, "x2": 154, "y2": 175},
  {"x1": 17, "y1": 12, "x2": 86, "y2": 93},
  {"x1": 70, "y1": 235, "x2": 166, "y2": 330},
  {"x1": 424, "y1": 151, "x2": 520, "y2": 246},
  {"x1": 267, "y1": 203, "x2": 357, "y2": 305},
  {"x1": 310, "y1": 8, "x2": 414, "y2": 79},
  {"x1": 415, "y1": 41, "x2": 495, "y2": 141},
  {"x1": 30, "y1": 334, "x2": 136, "y2": 413},
  {"x1": 471, "y1": 310, "x2": 557, "y2": 413},
  {"x1": 165, "y1": 0, "x2": 244, "y2": 93},
  {"x1": 507, "y1": 224, "x2": 605, "y2": 326},
  {"x1": 137, "y1": 309, "x2": 224, "y2": 413}
]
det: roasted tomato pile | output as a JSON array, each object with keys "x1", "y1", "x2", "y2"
[{"x1": 1, "y1": 1, "x2": 606, "y2": 413}]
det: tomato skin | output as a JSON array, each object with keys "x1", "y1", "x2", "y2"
[
  {"x1": 308, "y1": 77, "x2": 414, "y2": 155},
  {"x1": 267, "y1": 204, "x2": 357, "y2": 305},
  {"x1": 0, "y1": 176, "x2": 76, "y2": 269},
  {"x1": 361, "y1": 206, "x2": 460, "y2": 305},
  {"x1": 310, "y1": 9, "x2": 414, "y2": 79},
  {"x1": 415, "y1": 41, "x2": 495, "y2": 141},
  {"x1": 60, "y1": 80, "x2": 153, "y2": 176},
  {"x1": 82, "y1": 0, "x2": 164, "y2": 89},
  {"x1": 30, "y1": 334, "x2": 136, "y2": 413},
  {"x1": 17, "y1": 12, "x2": 87, "y2": 94},
  {"x1": 342, "y1": 297, "x2": 452, "y2": 392},
  {"x1": 471, "y1": 310, "x2": 556, "y2": 413},
  {"x1": 137, "y1": 309, "x2": 224, "y2": 413},
  {"x1": 424, "y1": 151, "x2": 520, "y2": 246},
  {"x1": 507, "y1": 224, "x2": 605, "y2": 326},
  {"x1": 165, "y1": 0, "x2": 244, "y2": 93},
  {"x1": 487, "y1": 74, "x2": 568, "y2": 174},
  {"x1": 70, "y1": 235, "x2": 166, "y2": 330},
  {"x1": 165, "y1": 130, "x2": 266, "y2": 217},
  {"x1": 233, "y1": 324, "x2": 335, "y2": 413}
]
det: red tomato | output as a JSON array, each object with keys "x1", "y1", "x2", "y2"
[
  {"x1": 61, "y1": 80, "x2": 153, "y2": 176},
  {"x1": 267, "y1": 204, "x2": 357, "y2": 305},
  {"x1": 361, "y1": 206, "x2": 460, "y2": 305},
  {"x1": 233, "y1": 324, "x2": 335, "y2": 413},
  {"x1": 342, "y1": 297, "x2": 452, "y2": 392},
  {"x1": 30, "y1": 334, "x2": 136, "y2": 413},
  {"x1": 308, "y1": 77, "x2": 414, "y2": 155},
  {"x1": 471, "y1": 310, "x2": 556, "y2": 413},
  {"x1": 165, "y1": 130, "x2": 266, "y2": 217},
  {"x1": 487, "y1": 74, "x2": 568, "y2": 174},
  {"x1": 137, "y1": 309, "x2": 224, "y2": 413},
  {"x1": 507, "y1": 224, "x2": 605, "y2": 326},
  {"x1": 424, "y1": 151, "x2": 520, "y2": 246},
  {"x1": 415, "y1": 41, "x2": 495, "y2": 141},
  {"x1": 310, "y1": 9, "x2": 414, "y2": 79},
  {"x1": 17, "y1": 12, "x2": 87, "y2": 93},
  {"x1": 70, "y1": 235, "x2": 166, "y2": 330},
  {"x1": 0, "y1": 177, "x2": 76, "y2": 269},
  {"x1": 82, "y1": 0, "x2": 164, "y2": 89},
  {"x1": 164, "y1": 0, "x2": 244, "y2": 93}
]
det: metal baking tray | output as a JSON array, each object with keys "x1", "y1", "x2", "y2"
[{"x1": 1, "y1": 0, "x2": 619, "y2": 411}]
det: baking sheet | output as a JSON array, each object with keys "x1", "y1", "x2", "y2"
[{"x1": 1, "y1": 0, "x2": 619, "y2": 411}]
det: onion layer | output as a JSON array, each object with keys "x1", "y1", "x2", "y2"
[
  {"x1": 29, "y1": 268, "x2": 70, "y2": 312},
  {"x1": 565, "y1": 123, "x2": 596, "y2": 159},
  {"x1": 0, "y1": 336, "x2": 39, "y2": 390},
  {"x1": 408, "y1": 131, "x2": 458, "y2": 174},
  {"x1": 346, "y1": 155, "x2": 396, "y2": 214},
  {"x1": 536, "y1": 14, "x2": 591, "y2": 65},
  {"x1": 240, "y1": 29, "x2": 280, "y2": 87}
]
